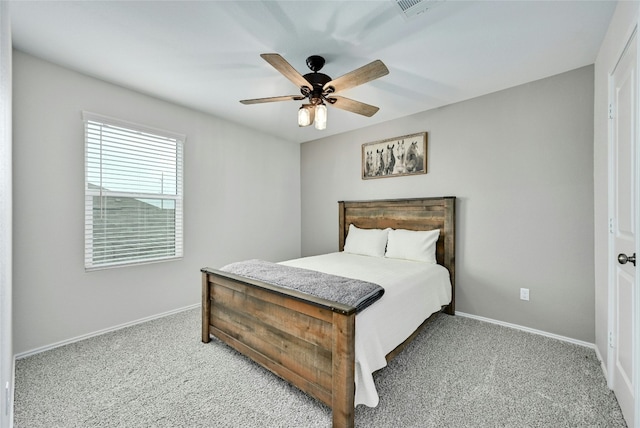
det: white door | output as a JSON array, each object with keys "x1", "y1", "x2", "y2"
[{"x1": 610, "y1": 29, "x2": 638, "y2": 428}]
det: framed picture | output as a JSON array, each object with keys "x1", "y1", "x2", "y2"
[{"x1": 362, "y1": 132, "x2": 427, "y2": 179}]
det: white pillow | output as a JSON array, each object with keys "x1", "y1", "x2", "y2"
[
  {"x1": 343, "y1": 224, "x2": 389, "y2": 257},
  {"x1": 385, "y1": 228, "x2": 440, "y2": 263}
]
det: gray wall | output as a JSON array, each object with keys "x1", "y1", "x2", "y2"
[
  {"x1": 12, "y1": 51, "x2": 301, "y2": 355},
  {"x1": 593, "y1": 1, "x2": 639, "y2": 370},
  {"x1": 301, "y1": 66, "x2": 595, "y2": 342}
]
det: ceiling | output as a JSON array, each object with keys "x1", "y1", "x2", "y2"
[{"x1": 8, "y1": 0, "x2": 617, "y2": 144}]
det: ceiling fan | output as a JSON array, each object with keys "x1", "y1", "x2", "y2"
[{"x1": 240, "y1": 53, "x2": 389, "y2": 129}]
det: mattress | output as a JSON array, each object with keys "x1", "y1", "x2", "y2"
[{"x1": 280, "y1": 251, "x2": 452, "y2": 407}]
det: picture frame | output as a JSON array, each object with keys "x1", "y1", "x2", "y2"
[{"x1": 362, "y1": 132, "x2": 427, "y2": 179}]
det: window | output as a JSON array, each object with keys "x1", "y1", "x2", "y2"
[{"x1": 83, "y1": 112, "x2": 184, "y2": 270}]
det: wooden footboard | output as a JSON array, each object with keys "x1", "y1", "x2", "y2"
[{"x1": 202, "y1": 268, "x2": 357, "y2": 428}]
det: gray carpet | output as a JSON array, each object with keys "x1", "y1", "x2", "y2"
[{"x1": 14, "y1": 308, "x2": 626, "y2": 427}]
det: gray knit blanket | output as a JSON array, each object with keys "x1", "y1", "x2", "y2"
[{"x1": 220, "y1": 259, "x2": 384, "y2": 313}]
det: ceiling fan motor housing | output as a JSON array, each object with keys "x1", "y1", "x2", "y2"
[
  {"x1": 301, "y1": 55, "x2": 335, "y2": 103},
  {"x1": 302, "y1": 72, "x2": 333, "y2": 100}
]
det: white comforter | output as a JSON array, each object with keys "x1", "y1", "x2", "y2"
[{"x1": 280, "y1": 252, "x2": 452, "y2": 407}]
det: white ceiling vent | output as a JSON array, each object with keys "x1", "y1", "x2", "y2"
[{"x1": 392, "y1": 0, "x2": 446, "y2": 20}]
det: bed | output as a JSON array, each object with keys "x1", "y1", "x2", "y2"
[{"x1": 201, "y1": 196, "x2": 456, "y2": 427}]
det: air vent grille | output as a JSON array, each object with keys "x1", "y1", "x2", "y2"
[{"x1": 392, "y1": 0, "x2": 445, "y2": 20}]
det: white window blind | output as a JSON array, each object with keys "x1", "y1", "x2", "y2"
[{"x1": 83, "y1": 112, "x2": 184, "y2": 270}]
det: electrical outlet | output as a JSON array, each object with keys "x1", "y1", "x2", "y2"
[{"x1": 520, "y1": 288, "x2": 529, "y2": 301}]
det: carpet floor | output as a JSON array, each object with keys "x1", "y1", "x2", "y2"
[{"x1": 14, "y1": 308, "x2": 626, "y2": 427}]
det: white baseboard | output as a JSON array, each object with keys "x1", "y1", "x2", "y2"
[
  {"x1": 455, "y1": 311, "x2": 596, "y2": 350},
  {"x1": 593, "y1": 344, "x2": 609, "y2": 381},
  {"x1": 15, "y1": 303, "x2": 200, "y2": 360}
]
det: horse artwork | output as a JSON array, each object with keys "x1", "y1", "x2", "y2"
[
  {"x1": 405, "y1": 141, "x2": 424, "y2": 173},
  {"x1": 375, "y1": 149, "x2": 385, "y2": 176},
  {"x1": 364, "y1": 150, "x2": 374, "y2": 177},
  {"x1": 361, "y1": 132, "x2": 427, "y2": 179},
  {"x1": 385, "y1": 144, "x2": 395, "y2": 175}
]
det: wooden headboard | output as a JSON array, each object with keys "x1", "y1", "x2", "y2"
[{"x1": 338, "y1": 196, "x2": 456, "y2": 314}]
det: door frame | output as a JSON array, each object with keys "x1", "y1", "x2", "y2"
[
  {"x1": 0, "y1": 3, "x2": 11, "y2": 428},
  {"x1": 607, "y1": 23, "x2": 640, "y2": 427}
]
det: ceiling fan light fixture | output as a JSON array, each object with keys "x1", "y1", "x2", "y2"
[
  {"x1": 314, "y1": 103, "x2": 327, "y2": 130},
  {"x1": 298, "y1": 104, "x2": 314, "y2": 127}
]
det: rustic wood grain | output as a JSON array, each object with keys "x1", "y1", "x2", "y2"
[
  {"x1": 202, "y1": 271, "x2": 211, "y2": 343},
  {"x1": 331, "y1": 311, "x2": 355, "y2": 428}
]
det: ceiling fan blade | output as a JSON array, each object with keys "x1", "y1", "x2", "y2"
[
  {"x1": 329, "y1": 96, "x2": 380, "y2": 117},
  {"x1": 240, "y1": 95, "x2": 305, "y2": 105},
  {"x1": 323, "y1": 60, "x2": 389, "y2": 93},
  {"x1": 260, "y1": 53, "x2": 311, "y2": 89}
]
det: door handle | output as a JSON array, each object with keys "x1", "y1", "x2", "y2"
[{"x1": 618, "y1": 253, "x2": 636, "y2": 266}]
